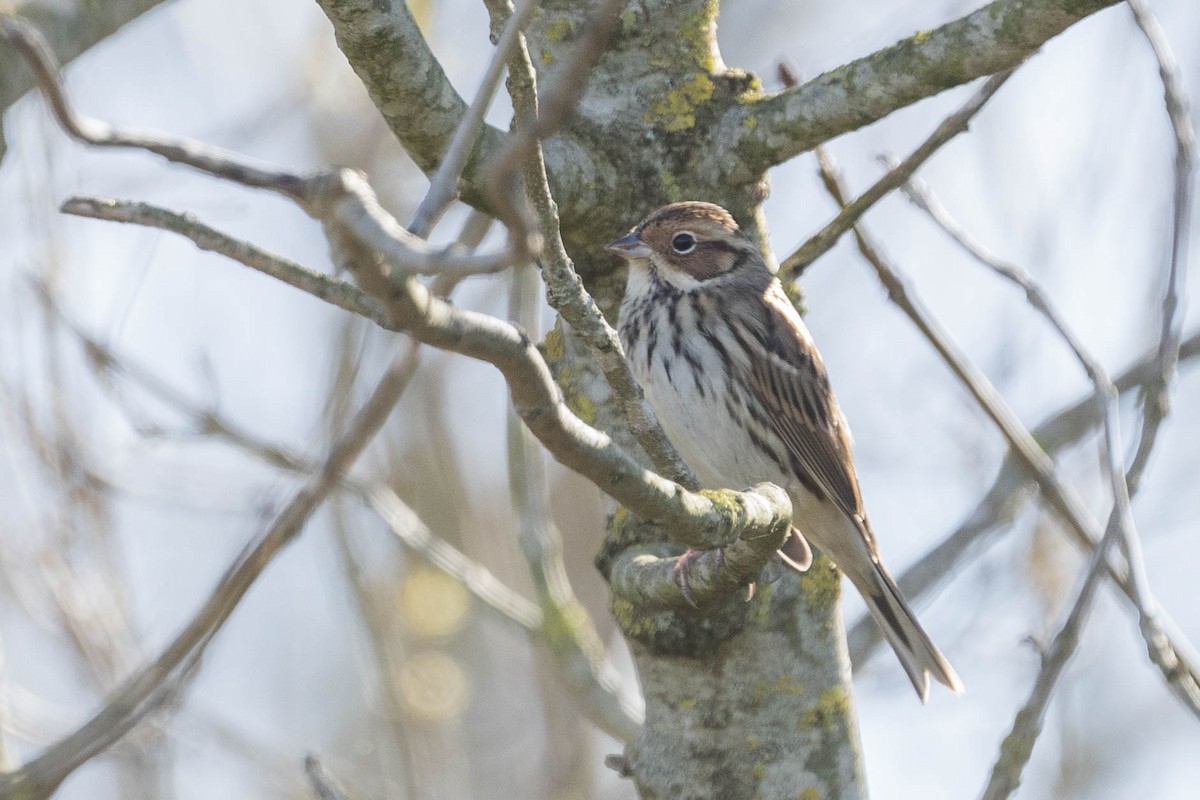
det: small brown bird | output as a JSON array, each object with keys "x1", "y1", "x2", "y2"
[{"x1": 607, "y1": 201, "x2": 962, "y2": 701}]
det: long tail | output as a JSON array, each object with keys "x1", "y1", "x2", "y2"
[{"x1": 857, "y1": 560, "x2": 963, "y2": 702}]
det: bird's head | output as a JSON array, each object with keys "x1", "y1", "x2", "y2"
[{"x1": 606, "y1": 202, "x2": 759, "y2": 288}]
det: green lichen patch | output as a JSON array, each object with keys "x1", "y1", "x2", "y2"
[
  {"x1": 798, "y1": 555, "x2": 840, "y2": 612},
  {"x1": 645, "y1": 73, "x2": 715, "y2": 132},
  {"x1": 544, "y1": 16, "x2": 577, "y2": 43},
  {"x1": 620, "y1": 6, "x2": 638, "y2": 31},
  {"x1": 744, "y1": 580, "x2": 774, "y2": 626},
  {"x1": 539, "y1": 326, "x2": 565, "y2": 364},
  {"x1": 611, "y1": 595, "x2": 662, "y2": 640},
  {"x1": 752, "y1": 673, "x2": 805, "y2": 703},
  {"x1": 538, "y1": 324, "x2": 596, "y2": 424},
  {"x1": 800, "y1": 686, "x2": 850, "y2": 733}
]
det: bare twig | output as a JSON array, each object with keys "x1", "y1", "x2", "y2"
[
  {"x1": 304, "y1": 754, "x2": 352, "y2": 800},
  {"x1": 489, "y1": 0, "x2": 699, "y2": 487},
  {"x1": 814, "y1": 149, "x2": 1200, "y2": 718},
  {"x1": 58, "y1": 181, "x2": 784, "y2": 585},
  {"x1": 727, "y1": 0, "x2": 1122, "y2": 180},
  {"x1": 0, "y1": 342, "x2": 420, "y2": 798},
  {"x1": 407, "y1": 0, "x2": 542, "y2": 238},
  {"x1": 0, "y1": 16, "x2": 529, "y2": 277},
  {"x1": 894, "y1": 158, "x2": 1200, "y2": 705},
  {"x1": 61, "y1": 309, "x2": 642, "y2": 739},
  {"x1": 364, "y1": 488, "x2": 543, "y2": 633},
  {"x1": 1112, "y1": 0, "x2": 1199, "y2": 707},
  {"x1": 507, "y1": 262, "x2": 642, "y2": 741},
  {"x1": 848, "y1": 328, "x2": 1200, "y2": 665},
  {"x1": 987, "y1": 16, "x2": 1200, "y2": 790},
  {"x1": 6, "y1": 17, "x2": 793, "y2": 752},
  {"x1": 59, "y1": 197, "x2": 394, "y2": 328},
  {"x1": 779, "y1": 69, "x2": 1014, "y2": 279},
  {"x1": 9, "y1": 12, "x2": 740, "y2": 554},
  {"x1": 480, "y1": 0, "x2": 626, "y2": 197},
  {"x1": 894, "y1": 170, "x2": 1132, "y2": 514},
  {"x1": 328, "y1": 506, "x2": 419, "y2": 800},
  {"x1": 979, "y1": 501, "x2": 1128, "y2": 800}
]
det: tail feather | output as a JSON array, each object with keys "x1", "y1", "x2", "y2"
[{"x1": 859, "y1": 561, "x2": 963, "y2": 702}]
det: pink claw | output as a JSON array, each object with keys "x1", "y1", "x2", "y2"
[{"x1": 672, "y1": 547, "x2": 725, "y2": 608}]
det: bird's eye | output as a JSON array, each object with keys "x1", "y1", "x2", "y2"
[{"x1": 671, "y1": 232, "x2": 697, "y2": 254}]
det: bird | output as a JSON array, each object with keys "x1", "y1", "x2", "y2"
[{"x1": 606, "y1": 200, "x2": 962, "y2": 702}]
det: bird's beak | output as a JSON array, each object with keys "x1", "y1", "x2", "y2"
[{"x1": 605, "y1": 231, "x2": 652, "y2": 259}]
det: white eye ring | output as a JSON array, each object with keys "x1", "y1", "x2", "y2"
[{"x1": 671, "y1": 231, "x2": 697, "y2": 254}]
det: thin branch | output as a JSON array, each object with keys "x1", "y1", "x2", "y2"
[
  {"x1": 814, "y1": 149, "x2": 1200, "y2": 717},
  {"x1": 311, "y1": 0, "x2": 504, "y2": 180},
  {"x1": 58, "y1": 197, "x2": 395, "y2": 329},
  {"x1": 1119, "y1": 0, "x2": 1197, "y2": 710},
  {"x1": 363, "y1": 488, "x2": 543, "y2": 633},
  {"x1": 488, "y1": 0, "x2": 699, "y2": 487},
  {"x1": 779, "y1": 69, "x2": 1013, "y2": 279},
  {"x1": 304, "y1": 754, "x2": 352, "y2": 800},
  {"x1": 0, "y1": 342, "x2": 421, "y2": 798},
  {"x1": 0, "y1": 1, "x2": 168, "y2": 128},
  {"x1": 507, "y1": 263, "x2": 643, "y2": 741},
  {"x1": 894, "y1": 166, "x2": 1138, "y2": 626},
  {"x1": 848, "y1": 328, "x2": 1200, "y2": 665},
  {"x1": 62, "y1": 311, "x2": 641, "y2": 739},
  {"x1": 725, "y1": 0, "x2": 1121, "y2": 180},
  {"x1": 57, "y1": 184, "x2": 780, "y2": 585},
  {"x1": 9, "y1": 5, "x2": 791, "y2": 638},
  {"x1": 406, "y1": 0, "x2": 542, "y2": 238},
  {"x1": 0, "y1": 17, "x2": 528, "y2": 276},
  {"x1": 979, "y1": 497, "x2": 1128, "y2": 800},
  {"x1": 898, "y1": 157, "x2": 1200, "y2": 738}
]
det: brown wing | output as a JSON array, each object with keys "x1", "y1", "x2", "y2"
[{"x1": 730, "y1": 281, "x2": 871, "y2": 538}]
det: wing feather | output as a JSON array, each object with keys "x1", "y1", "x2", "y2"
[{"x1": 730, "y1": 281, "x2": 867, "y2": 528}]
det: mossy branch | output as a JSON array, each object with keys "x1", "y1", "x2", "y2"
[{"x1": 721, "y1": 0, "x2": 1121, "y2": 180}]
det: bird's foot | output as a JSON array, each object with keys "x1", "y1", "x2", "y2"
[{"x1": 672, "y1": 547, "x2": 724, "y2": 609}]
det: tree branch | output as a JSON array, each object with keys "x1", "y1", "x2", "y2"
[
  {"x1": 779, "y1": 68, "x2": 1013, "y2": 279},
  {"x1": 0, "y1": 1, "x2": 168, "y2": 157},
  {"x1": 488, "y1": 0, "x2": 698, "y2": 487},
  {"x1": 724, "y1": 0, "x2": 1121, "y2": 179},
  {"x1": 311, "y1": 0, "x2": 504, "y2": 182},
  {"x1": 58, "y1": 197, "x2": 395, "y2": 328},
  {"x1": 815, "y1": 148, "x2": 1200, "y2": 718},
  {"x1": 3, "y1": 11, "x2": 789, "y2": 614},
  {"x1": 507, "y1": 263, "x2": 644, "y2": 741},
  {"x1": 56, "y1": 301, "x2": 645, "y2": 741},
  {"x1": 0, "y1": 342, "x2": 421, "y2": 799},
  {"x1": 848, "y1": 327, "x2": 1200, "y2": 665},
  {"x1": 406, "y1": 0, "x2": 542, "y2": 237}
]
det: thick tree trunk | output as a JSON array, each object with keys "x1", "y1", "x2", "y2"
[{"x1": 622, "y1": 558, "x2": 866, "y2": 799}]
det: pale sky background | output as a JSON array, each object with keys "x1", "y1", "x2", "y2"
[{"x1": 1, "y1": 0, "x2": 1198, "y2": 798}]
